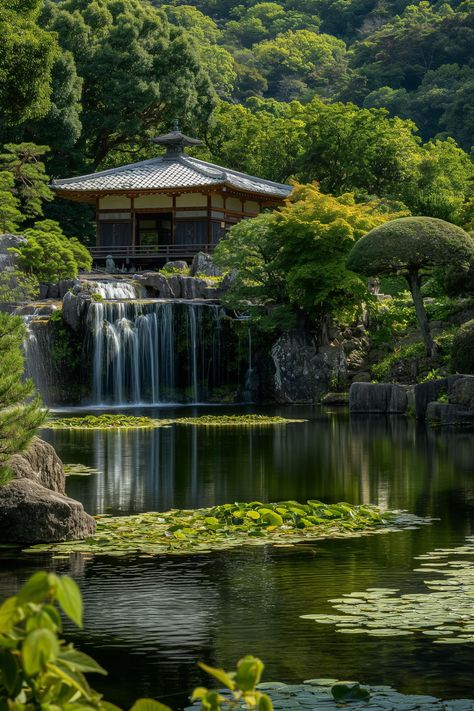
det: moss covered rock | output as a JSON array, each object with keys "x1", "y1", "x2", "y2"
[{"x1": 452, "y1": 320, "x2": 474, "y2": 374}]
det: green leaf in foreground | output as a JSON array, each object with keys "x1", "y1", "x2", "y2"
[
  {"x1": 129, "y1": 700, "x2": 172, "y2": 711},
  {"x1": 56, "y1": 576, "x2": 83, "y2": 627}
]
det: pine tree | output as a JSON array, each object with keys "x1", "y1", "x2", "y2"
[{"x1": 0, "y1": 313, "x2": 46, "y2": 484}]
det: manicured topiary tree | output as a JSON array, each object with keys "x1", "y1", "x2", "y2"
[
  {"x1": 451, "y1": 320, "x2": 474, "y2": 374},
  {"x1": 0, "y1": 313, "x2": 45, "y2": 484},
  {"x1": 347, "y1": 217, "x2": 474, "y2": 356}
]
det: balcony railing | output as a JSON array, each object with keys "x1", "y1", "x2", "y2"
[{"x1": 89, "y1": 243, "x2": 214, "y2": 260}]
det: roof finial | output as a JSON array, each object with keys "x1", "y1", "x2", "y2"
[
  {"x1": 151, "y1": 121, "x2": 203, "y2": 159},
  {"x1": 172, "y1": 118, "x2": 180, "y2": 132}
]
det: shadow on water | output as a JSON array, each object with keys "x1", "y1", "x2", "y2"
[{"x1": 1, "y1": 406, "x2": 474, "y2": 708}]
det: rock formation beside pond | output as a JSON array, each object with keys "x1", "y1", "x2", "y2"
[
  {"x1": 0, "y1": 437, "x2": 95, "y2": 544},
  {"x1": 270, "y1": 331, "x2": 347, "y2": 403},
  {"x1": 349, "y1": 382, "x2": 408, "y2": 414}
]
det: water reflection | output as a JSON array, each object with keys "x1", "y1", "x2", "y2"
[
  {"x1": 3, "y1": 408, "x2": 474, "y2": 708},
  {"x1": 41, "y1": 407, "x2": 474, "y2": 521}
]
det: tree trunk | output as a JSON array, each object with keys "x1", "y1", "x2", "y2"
[{"x1": 405, "y1": 270, "x2": 435, "y2": 357}]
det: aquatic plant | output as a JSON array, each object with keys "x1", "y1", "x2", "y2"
[
  {"x1": 302, "y1": 535, "x2": 474, "y2": 645},
  {"x1": 44, "y1": 414, "x2": 166, "y2": 430},
  {"x1": 173, "y1": 415, "x2": 306, "y2": 426},
  {"x1": 43, "y1": 414, "x2": 306, "y2": 430},
  {"x1": 64, "y1": 463, "x2": 101, "y2": 476},
  {"x1": 24, "y1": 501, "x2": 424, "y2": 558}
]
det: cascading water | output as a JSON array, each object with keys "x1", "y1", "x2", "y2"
[{"x1": 86, "y1": 282, "x2": 227, "y2": 405}]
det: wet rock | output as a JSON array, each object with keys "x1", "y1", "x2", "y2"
[
  {"x1": 58, "y1": 279, "x2": 79, "y2": 299},
  {"x1": 414, "y1": 378, "x2": 449, "y2": 419},
  {"x1": 136, "y1": 272, "x2": 174, "y2": 298},
  {"x1": 62, "y1": 289, "x2": 90, "y2": 331},
  {"x1": 349, "y1": 382, "x2": 408, "y2": 414},
  {"x1": 166, "y1": 275, "x2": 181, "y2": 298},
  {"x1": 190, "y1": 252, "x2": 222, "y2": 277},
  {"x1": 0, "y1": 479, "x2": 96, "y2": 544},
  {"x1": 270, "y1": 332, "x2": 346, "y2": 403},
  {"x1": 179, "y1": 276, "x2": 207, "y2": 299},
  {"x1": 9, "y1": 437, "x2": 65, "y2": 494}
]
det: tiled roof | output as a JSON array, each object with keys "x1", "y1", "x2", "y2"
[{"x1": 51, "y1": 154, "x2": 292, "y2": 199}]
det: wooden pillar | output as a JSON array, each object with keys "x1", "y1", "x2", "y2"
[
  {"x1": 95, "y1": 197, "x2": 100, "y2": 246},
  {"x1": 131, "y1": 195, "x2": 136, "y2": 250},
  {"x1": 172, "y1": 194, "x2": 177, "y2": 246},
  {"x1": 207, "y1": 193, "x2": 212, "y2": 247}
]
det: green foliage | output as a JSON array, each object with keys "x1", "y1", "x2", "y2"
[
  {"x1": 0, "y1": 0, "x2": 58, "y2": 126},
  {"x1": 0, "y1": 570, "x2": 174, "y2": 709},
  {"x1": 27, "y1": 499, "x2": 395, "y2": 557},
  {"x1": 369, "y1": 296, "x2": 416, "y2": 345},
  {"x1": 348, "y1": 217, "x2": 474, "y2": 278},
  {"x1": 451, "y1": 320, "x2": 474, "y2": 374},
  {"x1": 0, "y1": 171, "x2": 22, "y2": 233},
  {"x1": 371, "y1": 342, "x2": 425, "y2": 381},
  {"x1": 0, "y1": 268, "x2": 39, "y2": 304},
  {"x1": 331, "y1": 682, "x2": 370, "y2": 702},
  {"x1": 173, "y1": 415, "x2": 305, "y2": 426},
  {"x1": 41, "y1": 0, "x2": 216, "y2": 167},
  {"x1": 0, "y1": 143, "x2": 53, "y2": 218},
  {"x1": 0, "y1": 314, "x2": 45, "y2": 482},
  {"x1": 215, "y1": 183, "x2": 399, "y2": 331},
  {"x1": 17, "y1": 219, "x2": 91, "y2": 282},
  {"x1": 193, "y1": 657, "x2": 273, "y2": 710}
]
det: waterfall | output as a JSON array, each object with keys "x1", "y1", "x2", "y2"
[
  {"x1": 22, "y1": 311, "x2": 54, "y2": 400},
  {"x1": 86, "y1": 298, "x2": 225, "y2": 405},
  {"x1": 88, "y1": 280, "x2": 142, "y2": 300}
]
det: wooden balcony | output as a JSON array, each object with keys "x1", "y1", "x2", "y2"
[{"x1": 90, "y1": 243, "x2": 214, "y2": 265}]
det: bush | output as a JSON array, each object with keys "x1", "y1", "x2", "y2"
[
  {"x1": 451, "y1": 319, "x2": 474, "y2": 373},
  {"x1": 16, "y1": 219, "x2": 91, "y2": 282}
]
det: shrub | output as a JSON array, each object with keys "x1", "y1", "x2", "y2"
[
  {"x1": 16, "y1": 219, "x2": 91, "y2": 282},
  {"x1": 451, "y1": 319, "x2": 474, "y2": 374}
]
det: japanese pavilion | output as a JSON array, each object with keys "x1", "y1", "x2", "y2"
[{"x1": 52, "y1": 124, "x2": 292, "y2": 268}]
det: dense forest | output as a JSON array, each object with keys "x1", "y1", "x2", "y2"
[{"x1": 1, "y1": 0, "x2": 473, "y2": 247}]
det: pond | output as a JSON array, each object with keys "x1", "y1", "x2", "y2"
[{"x1": 1, "y1": 405, "x2": 474, "y2": 709}]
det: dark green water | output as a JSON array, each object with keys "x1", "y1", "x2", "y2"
[{"x1": 1, "y1": 405, "x2": 474, "y2": 708}]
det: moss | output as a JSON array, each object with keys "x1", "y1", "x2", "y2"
[
  {"x1": 371, "y1": 342, "x2": 425, "y2": 381},
  {"x1": 44, "y1": 414, "x2": 166, "y2": 430}
]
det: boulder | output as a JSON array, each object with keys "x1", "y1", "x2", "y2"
[
  {"x1": 349, "y1": 382, "x2": 408, "y2": 414},
  {"x1": 449, "y1": 375, "x2": 474, "y2": 410},
  {"x1": 426, "y1": 402, "x2": 474, "y2": 427},
  {"x1": 136, "y1": 272, "x2": 174, "y2": 298},
  {"x1": 190, "y1": 252, "x2": 222, "y2": 277},
  {"x1": 62, "y1": 289, "x2": 90, "y2": 331},
  {"x1": 0, "y1": 479, "x2": 96, "y2": 544},
  {"x1": 163, "y1": 260, "x2": 188, "y2": 272},
  {"x1": 321, "y1": 392, "x2": 350, "y2": 405},
  {"x1": 58, "y1": 279, "x2": 79, "y2": 299},
  {"x1": 414, "y1": 378, "x2": 449, "y2": 420},
  {"x1": 270, "y1": 332, "x2": 347, "y2": 403},
  {"x1": 0, "y1": 233, "x2": 26, "y2": 271},
  {"x1": 166, "y1": 275, "x2": 181, "y2": 298},
  {"x1": 179, "y1": 276, "x2": 207, "y2": 300},
  {"x1": 9, "y1": 437, "x2": 65, "y2": 493}
]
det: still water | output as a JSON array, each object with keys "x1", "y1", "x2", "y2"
[{"x1": 1, "y1": 406, "x2": 474, "y2": 708}]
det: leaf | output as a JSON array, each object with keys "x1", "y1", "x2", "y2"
[
  {"x1": 198, "y1": 661, "x2": 235, "y2": 690},
  {"x1": 129, "y1": 700, "x2": 172, "y2": 711},
  {"x1": 331, "y1": 682, "x2": 370, "y2": 702},
  {"x1": 257, "y1": 693, "x2": 274, "y2": 711},
  {"x1": 22, "y1": 628, "x2": 59, "y2": 676},
  {"x1": 56, "y1": 576, "x2": 83, "y2": 627},
  {"x1": 246, "y1": 511, "x2": 261, "y2": 520},
  {"x1": 17, "y1": 571, "x2": 50, "y2": 604},
  {"x1": 0, "y1": 649, "x2": 20, "y2": 696},
  {"x1": 0, "y1": 596, "x2": 18, "y2": 633},
  {"x1": 235, "y1": 656, "x2": 264, "y2": 692},
  {"x1": 59, "y1": 648, "x2": 107, "y2": 675}
]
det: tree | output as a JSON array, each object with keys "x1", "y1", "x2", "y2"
[
  {"x1": 214, "y1": 183, "x2": 399, "y2": 333},
  {"x1": 42, "y1": 0, "x2": 216, "y2": 167},
  {"x1": 16, "y1": 220, "x2": 92, "y2": 283},
  {"x1": 0, "y1": 0, "x2": 58, "y2": 126},
  {"x1": 0, "y1": 314, "x2": 45, "y2": 483},
  {"x1": 0, "y1": 172, "x2": 22, "y2": 233},
  {"x1": 347, "y1": 216, "x2": 474, "y2": 356},
  {"x1": 0, "y1": 143, "x2": 53, "y2": 219}
]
